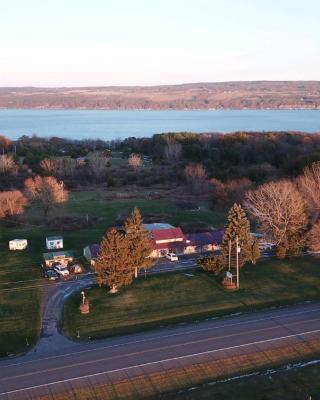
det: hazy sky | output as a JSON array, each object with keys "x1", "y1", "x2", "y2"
[{"x1": 1, "y1": 0, "x2": 320, "y2": 86}]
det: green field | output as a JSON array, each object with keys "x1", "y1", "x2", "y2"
[
  {"x1": 63, "y1": 256, "x2": 320, "y2": 340},
  {"x1": 0, "y1": 191, "x2": 224, "y2": 356},
  {"x1": 0, "y1": 240, "x2": 42, "y2": 357},
  {"x1": 160, "y1": 362, "x2": 320, "y2": 400}
]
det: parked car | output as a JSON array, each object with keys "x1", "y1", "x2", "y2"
[
  {"x1": 165, "y1": 253, "x2": 178, "y2": 262},
  {"x1": 259, "y1": 242, "x2": 275, "y2": 251},
  {"x1": 69, "y1": 264, "x2": 83, "y2": 274},
  {"x1": 45, "y1": 270, "x2": 59, "y2": 281},
  {"x1": 53, "y1": 265, "x2": 70, "y2": 276}
]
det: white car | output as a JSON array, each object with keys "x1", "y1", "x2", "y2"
[
  {"x1": 165, "y1": 253, "x2": 178, "y2": 262},
  {"x1": 259, "y1": 242, "x2": 275, "y2": 251},
  {"x1": 53, "y1": 265, "x2": 70, "y2": 276}
]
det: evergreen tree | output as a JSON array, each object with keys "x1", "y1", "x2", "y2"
[
  {"x1": 124, "y1": 207, "x2": 153, "y2": 278},
  {"x1": 250, "y1": 240, "x2": 261, "y2": 265},
  {"x1": 222, "y1": 203, "x2": 252, "y2": 272},
  {"x1": 94, "y1": 228, "x2": 134, "y2": 293}
]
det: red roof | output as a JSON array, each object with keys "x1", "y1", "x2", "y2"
[{"x1": 152, "y1": 227, "x2": 185, "y2": 243}]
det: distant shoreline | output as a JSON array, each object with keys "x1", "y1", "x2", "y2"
[
  {"x1": 0, "y1": 81, "x2": 319, "y2": 110},
  {"x1": 0, "y1": 107, "x2": 320, "y2": 111}
]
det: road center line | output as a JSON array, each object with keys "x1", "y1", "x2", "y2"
[
  {"x1": 2, "y1": 317, "x2": 320, "y2": 382},
  {"x1": 1, "y1": 328, "x2": 319, "y2": 397}
]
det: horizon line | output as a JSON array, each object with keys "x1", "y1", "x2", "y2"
[{"x1": 1, "y1": 79, "x2": 320, "y2": 89}]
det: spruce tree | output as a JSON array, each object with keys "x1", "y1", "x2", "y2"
[
  {"x1": 222, "y1": 203, "x2": 252, "y2": 271},
  {"x1": 94, "y1": 228, "x2": 134, "y2": 293},
  {"x1": 124, "y1": 207, "x2": 153, "y2": 278}
]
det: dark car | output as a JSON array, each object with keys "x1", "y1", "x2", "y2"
[{"x1": 45, "y1": 270, "x2": 59, "y2": 281}]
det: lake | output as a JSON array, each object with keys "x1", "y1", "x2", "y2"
[{"x1": 0, "y1": 109, "x2": 319, "y2": 140}]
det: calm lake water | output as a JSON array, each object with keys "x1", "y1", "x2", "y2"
[{"x1": 0, "y1": 109, "x2": 319, "y2": 140}]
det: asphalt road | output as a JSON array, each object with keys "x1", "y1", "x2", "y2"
[{"x1": 0, "y1": 302, "x2": 320, "y2": 399}]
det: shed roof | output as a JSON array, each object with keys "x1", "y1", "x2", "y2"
[
  {"x1": 46, "y1": 236, "x2": 63, "y2": 241},
  {"x1": 43, "y1": 250, "x2": 73, "y2": 260}
]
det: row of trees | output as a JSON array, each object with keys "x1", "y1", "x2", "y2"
[
  {"x1": 199, "y1": 159, "x2": 320, "y2": 274},
  {"x1": 0, "y1": 175, "x2": 68, "y2": 219},
  {"x1": 94, "y1": 208, "x2": 153, "y2": 293},
  {"x1": 5, "y1": 131, "x2": 320, "y2": 191}
]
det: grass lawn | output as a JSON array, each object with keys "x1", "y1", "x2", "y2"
[
  {"x1": 110, "y1": 157, "x2": 127, "y2": 167},
  {"x1": 63, "y1": 256, "x2": 320, "y2": 340},
  {"x1": 0, "y1": 236, "x2": 42, "y2": 357},
  {"x1": 160, "y1": 363, "x2": 320, "y2": 400},
  {"x1": 0, "y1": 190, "x2": 224, "y2": 356}
]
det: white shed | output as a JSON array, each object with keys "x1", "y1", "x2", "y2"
[
  {"x1": 46, "y1": 236, "x2": 63, "y2": 250},
  {"x1": 9, "y1": 239, "x2": 28, "y2": 251}
]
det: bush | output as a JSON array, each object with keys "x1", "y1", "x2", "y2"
[{"x1": 198, "y1": 255, "x2": 225, "y2": 275}]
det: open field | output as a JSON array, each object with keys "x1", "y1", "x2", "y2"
[
  {"x1": 0, "y1": 190, "x2": 224, "y2": 356},
  {"x1": 63, "y1": 256, "x2": 320, "y2": 340},
  {"x1": 0, "y1": 235, "x2": 43, "y2": 357}
]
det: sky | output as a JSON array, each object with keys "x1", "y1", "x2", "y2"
[{"x1": 0, "y1": 0, "x2": 320, "y2": 86}]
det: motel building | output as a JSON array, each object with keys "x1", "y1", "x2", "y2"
[{"x1": 148, "y1": 227, "x2": 223, "y2": 258}]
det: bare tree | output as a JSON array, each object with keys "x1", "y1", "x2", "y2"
[
  {"x1": 244, "y1": 180, "x2": 307, "y2": 255},
  {"x1": 308, "y1": 221, "x2": 320, "y2": 252},
  {"x1": 0, "y1": 191, "x2": 28, "y2": 218},
  {"x1": 296, "y1": 161, "x2": 320, "y2": 222},
  {"x1": 164, "y1": 138, "x2": 182, "y2": 162},
  {"x1": 128, "y1": 153, "x2": 143, "y2": 170},
  {"x1": 211, "y1": 178, "x2": 253, "y2": 209},
  {"x1": 0, "y1": 155, "x2": 17, "y2": 174},
  {"x1": 87, "y1": 153, "x2": 110, "y2": 181},
  {"x1": 184, "y1": 163, "x2": 207, "y2": 192},
  {"x1": 0, "y1": 136, "x2": 12, "y2": 153},
  {"x1": 24, "y1": 175, "x2": 68, "y2": 216},
  {"x1": 40, "y1": 157, "x2": 77, "y2": 179}
]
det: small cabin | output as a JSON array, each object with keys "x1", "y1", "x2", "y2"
[
  {"x1": 43, "y1": 250, "x2": 74, "y2": 268},
  {"x1": 9, "y1": 239, "x2": 28, "y2": 251},
  {"x1": 46, "y1": 236, "x2": 63, "y2": 250}
]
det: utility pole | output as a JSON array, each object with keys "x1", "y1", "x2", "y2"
[
  {"x1": 236, "y1": 235, "x2": 240, "y2": 289},
  {"x1": 228, "y1": 240, "x2": 231, "y2": 271}
]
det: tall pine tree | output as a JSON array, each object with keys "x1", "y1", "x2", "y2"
[
  {"x1": 94, "y1": 228, "x2": 134, "y2": 293},
  {"x1": 222, "y1": 203, "x2": 252, "y2": 272},
  {"x1": 124, "y1": 207, "x2": 153, "y2": 278}
]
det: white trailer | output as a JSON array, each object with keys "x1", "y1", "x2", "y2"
[
  {"x1": 9, "y1": 239, "x2": 28, "y2": 251},
  {"x1": 46, "y1": 236, "x2": 63, "y2": 250}
]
